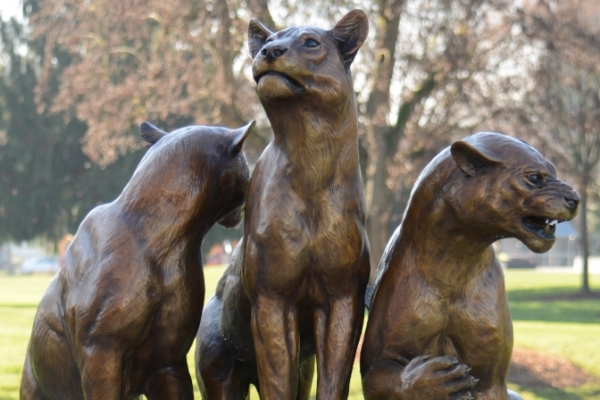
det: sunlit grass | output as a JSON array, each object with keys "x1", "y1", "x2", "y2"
[
  {"x1": 505, "y1": 270, "x2": 600, "y2": 400},
  {"x1": 1, "y1": 269, "x2": 599, "y2": 399},
  {"x1": 506, "y1": 270, "x2": 600, "y2": 377}
]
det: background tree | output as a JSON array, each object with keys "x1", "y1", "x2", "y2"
[
  {"x1": 361, "y1": 0, "x2": 526, "y2": 277},
  {"x1": 24, "y1": 0, "x2": 361, "y2": 251},
  {"x1": 0, "y1": 8, "x2": 144, "y2": 244},
  {"x1": 5, "y1": 0, "x2": 598, "y2": 280},
  {"x1": 1, "y1": 0, "x2": 261, "y2": 251},
  {"x1": 30, "y1": 0, "x2": 276, "y2": 166},
  {"x1": 505, "y1": 0, "x2": 600, "y2": 293}
]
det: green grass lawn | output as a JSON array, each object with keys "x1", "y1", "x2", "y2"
[
  {"x1": 1, "y1": 269, "x2": 598, "y2": 399},
  {"x1": 504, "y1": 271, "x2": 600, "y2": 400}
]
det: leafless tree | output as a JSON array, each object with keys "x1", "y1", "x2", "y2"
[
  {"x1": 506, "y1": 0, "x2": 600, "y2": 293},
  {"x1": 361, "y1": 0, "x2": 523, "y2": 277}
]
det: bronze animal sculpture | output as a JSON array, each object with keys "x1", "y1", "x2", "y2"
[
  {"x1": 20, "y1": 121, "x2": 254, "y2": 400},
  {"x1": 360, "y1": 132, "x2": 580, "y2": 400},
  {"x1": 195, "y1": 10, "x2": 370, "y2": 399}
]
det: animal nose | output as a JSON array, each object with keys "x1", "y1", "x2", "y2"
[
  {"x1": 565, "y1": 194, "x2": 580, "y2": 210},
  {"x1": 260, "y1": 43, "x2": 287, "y2": 61}
]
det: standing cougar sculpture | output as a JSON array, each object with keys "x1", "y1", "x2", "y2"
[{"x1": 196, "y1": 10, "x2": 370, "y2": 400}]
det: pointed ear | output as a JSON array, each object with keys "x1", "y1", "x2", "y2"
[
  {"x1": 139, "y1": 122, "x2": 167, "y2": 145},
  {"x1": 248, "y1": 19, "x2": 273, "y2": 59},
  {"x1": 329, "y1": 9, "x2": 369, "y2": 66},
  {"x1": 451, "y1": 140, "x2": 501, "y2": 177},
  {"x1": 230, "y1": 120, "x2": 255, "y2": 156}
]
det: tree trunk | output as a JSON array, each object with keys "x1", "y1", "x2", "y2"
[
  {"x1": 364, "y1": 73, "x2": 436, "y2": 284},
  {"x1": 578, "y1": 186, "x2": 590, "y2": 293},
  {"x1": 6, "y1": 244, "x2": 14, "y2": 275},
  {"x1": 365, "y1": 126, "x2": 392, "y2": 283},
  {"x1": 364, "y1": 0, "x2": 405, "y2": 283}
]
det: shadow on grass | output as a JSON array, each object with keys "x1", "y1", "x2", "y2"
[
  {"x1": 510, "y1": 384, "x2": 577, "y2": 400},
  {"x1": 510, "y1": 383, "x2": 600, "y2": 400},
  {"x1": 508, "y1": 347, "x2": 600, "y2": 399},
  {"x1": 507, "y1": 287, "x2": 600, "y2": 324},
  {"x1": 0, "y1": 304, "x2": 39, "y2": 309},
  {"x1": 507, "y1": 286, "x2": 600, "y2": 302}
]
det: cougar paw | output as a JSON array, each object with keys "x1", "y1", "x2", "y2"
[{"x1": 400, "y1": 355, "x2": 478, "y2": 399}]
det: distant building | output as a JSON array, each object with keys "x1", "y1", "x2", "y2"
[{"x1": 0, "y1": 241, "x2": 55, "y2": 274}]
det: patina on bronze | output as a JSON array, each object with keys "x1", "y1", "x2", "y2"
[
  {"x1": 361, "y1": 132, "x2": 580, "y2": 400},
  {"x1": 20, "y1": 121, "x2": 254, "y2": 400},
  {"x1": 195, "y1": 10, "x2": 370, "y2": 399}
]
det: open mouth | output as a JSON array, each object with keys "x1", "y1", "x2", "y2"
[
  {"x1": 255, "y1": 71, "x2": 306, "y2": 94},
  {"x1": 522, "y1": 216, "x2": 563, "y2": 240}
]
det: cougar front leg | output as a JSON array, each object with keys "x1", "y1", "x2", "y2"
[
  {"x1": 251, "y1": 295, "x2": 300, "y2": 400},
  {"x1": 313, "y1": 295, "x2": 363, "y2": 400},
  {"x1": 144, "y1": 363, "x2": 194, "y2": 400},
  {"x1": 80, "y1": 346, "x2": 125, "y2": 400}
]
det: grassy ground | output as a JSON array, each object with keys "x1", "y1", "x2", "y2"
[
  {"x1": 0, "y1": 269, "x2": 598, "y2": 399},
  {"x1": 504, "y1": 271, "x2": 600, "y2": 400}
]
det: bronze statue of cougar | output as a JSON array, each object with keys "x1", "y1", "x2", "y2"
[
  {"x1": 196, "y1": 10, "x2": 370, "y2": 400},
  {"x1": 21, "y1": 121, "x2": 253, "y2": 400},
  {"x1": 361, "y1": 132, "x2": 580, "y2": 400}
]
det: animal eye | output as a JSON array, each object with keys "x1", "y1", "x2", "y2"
[
  {"x1": 526, "y1": 173, "x2": 542, "y2": 184},
  {"x1": 304, "y1": 38, "x2": 320, "y2": 48}
]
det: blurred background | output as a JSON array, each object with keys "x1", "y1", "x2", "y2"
[
  {"x1": 1, "y1": 0, "x2": 599, "y2": 285},
  {"x1": 0, "y1": 0, "x2": 599, "y2": 398}
]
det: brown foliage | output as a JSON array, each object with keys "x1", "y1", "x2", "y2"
[{"x1": 33, "y1": 0, "x2": 257, "y2": 166}]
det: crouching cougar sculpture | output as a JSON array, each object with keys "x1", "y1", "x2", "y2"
[
  {"x1": 361, "y1": 132, "x2": 580, "y2": 400},
  {"x1": 21, "y1": 121, "x2": 254, "y2": 400}
]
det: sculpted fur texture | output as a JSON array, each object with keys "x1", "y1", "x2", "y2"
[
  {"x1": 196, "y1": 10, "x2": 370, "y2": 400},
  {"x1": 361, "y1": 132, "x2": 580, "y2": 400},
  {"x1": 20, "y1": 121, "x2": 254, "y2": 400}
]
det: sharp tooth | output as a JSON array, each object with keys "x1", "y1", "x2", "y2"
[
  {"x1": 550, "y1": 220, "x2": 558, "y2": 226},
  {"x1": 545, "y1": 219, "x2": 549, "y2": 225}
]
